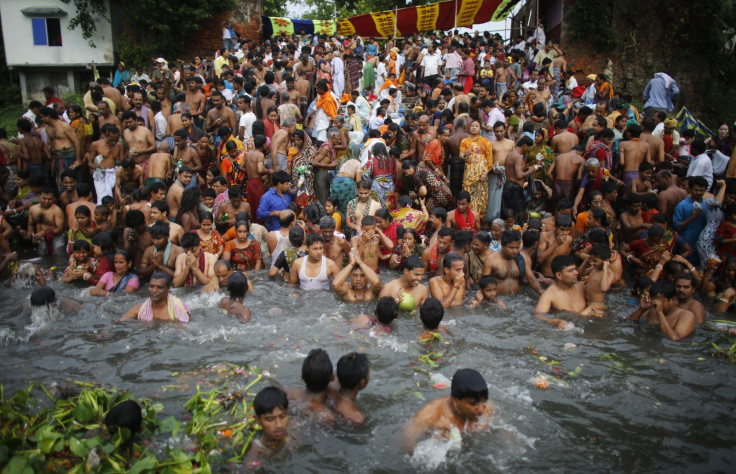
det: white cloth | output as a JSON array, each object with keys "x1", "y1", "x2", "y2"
[
  {"x1": 374, "y1": 62, "x2": 387, "y2": 96},
  {"x1": 94, "y1": 167, "x2": 117, "y2": 205},
  {"x1": 486, "y1": 108, "x2": 506, "y2": 139},
  {"x1": 154, "y1": 111, "x2": 167, "y2": 146},
  {"x1": 331, "y1": 56, "x2": 345, "y2": 99},
  {"x1": 314, "y1": 92, "x2": 338, "y2": 142},
  {"x1": 687, "y1": 153, "x2": 714, "y2": 189},
  {"x1": 239, "y1": 111, "x2": 256, "y2": 140},
  {"x1": 420, "y1": 52, "x2": 442, "y2": 77}
]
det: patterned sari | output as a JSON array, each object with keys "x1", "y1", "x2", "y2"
[
  {"x1": 525, "y1": 129, "x2": 555, "y2": 186},
  {"x1": 289, "y1": 134, "x2": 319, "y2": 208},
  {"x1": 391, "y1": 206, "x2": 428, "y2": 235},
  {"x1": 460, "y1": 135, "x2": 493, "y2": 217},
  {"x1": 199, "y1": 230, "x2": 225, "y2": 256}
]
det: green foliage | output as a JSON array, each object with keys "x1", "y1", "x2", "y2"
[
  {"x1": 60, "y1": 91, "x2": 84, "y2": 107},
  {"x1": 263, "y1": 0, "x2": 287, "y2": 17},
  {"x1": 566, "y1": 0, "x2": 619, "y2": 52},
  {"x1": 116, "y1": 35, "x2": 152, "y2": 70},
  {"x1": 299, "y1": 0, "x2": 436, "y2": 21},
  {"x1": 0, "y1": 104, "x2": 25, "y2": 136},
  {"x1": 59, "y1": 0, "x2": 109, "y2": 47}
]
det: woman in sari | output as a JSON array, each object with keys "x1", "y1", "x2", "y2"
[
  {"x1": 460, "y1": 121, "x2": 494, "y2": 218},
  {"x1": 363, "y1": 142, "x2": 396, "y2": 209},
  {"x1": 621, "y1": 224, "x2": 668, "y2": 279},
  {"x1": 401, "y1": 160, "x2": 452, "y2": 214},
  {"x1": 89, "y1": 249, "x2": 139, "y2": 296},
  {"x1": 223, "y1": 219, "x2": 263, "y2": 271},
  {"x1": 391, "y1": 195, "x2": 428, "y2": 235},
  {"x1": 289, "y1": 130, "x2": 319, "y2": 209},
  {"x1": 375, "y1": 207, "x2": 400, "y2": 267},
  {"x1": 196, "y1": 211, "x2": 225, "y2": 258},
  {"x1": 331, "y1": 143, "x2": 362, "y2": 228},
  {"x1": 525, "y1": 128, "x2": 555, "y2": 186},
  {"x1": 389, "y1": 228, "x2": 425, "y2": 270}
]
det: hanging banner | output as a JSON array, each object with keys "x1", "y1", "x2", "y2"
[
  {"x1": 261, "y1": 17, "x2": 336, "y2": 38},
  {"x1": 337, "y1": 0, "x2": 521, "y2": 38}
]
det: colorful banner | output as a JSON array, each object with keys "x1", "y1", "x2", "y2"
[
  {"x1": 261, "y1": 17, "x2": 336, "y2": 38},
  {"x1": 337, "y1": 0, "x2": 522, "y2": 38}
]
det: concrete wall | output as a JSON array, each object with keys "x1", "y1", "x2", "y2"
[
  {"x1": 1, "y1": 0, "x2": 114, "y2": 67},
  {"x1": 185, "y1": 0, "x2": 263, "y2": 57}
]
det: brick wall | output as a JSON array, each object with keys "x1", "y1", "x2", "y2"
[{"x1": 185, "y1": 0, "x2": 262, "y2": 58}]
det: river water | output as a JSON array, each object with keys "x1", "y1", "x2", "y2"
[{"x1": 1, "y1": 252, "x2": 736, "y2": 472}]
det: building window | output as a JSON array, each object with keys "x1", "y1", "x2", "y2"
[{"x1": 31, "y1": 18, "x2": 62, "y2": 46}]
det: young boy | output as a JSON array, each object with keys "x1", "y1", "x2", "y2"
[
  {"x1": 202, "y1": 188, "x2": 216, "y2": 213},
  {"x1": 580, "y1": 244, "x2": 614, "y2": 313},
  {"x1": 327, "y1": 352, "x2": 370, "y2": 424},
  {"x1": 61, "y1": 240, "x2": 95, "y2": 283},
  {"x1": 418, "y1": 297, "x2": 450, "y2": 343},
  {"x1": 350, "y1": 215, "x2": 384, "y2": 273},
  {"x1": 350, "y1": 296, "x2": 398, "y2": 333},
  {"x1": 218, "y1": 272, "x2": 251, "y2": 323},
  {"x1": 628, "y1": 161, "x2": 653, "y2": 195},
  {"x1": 469, "y1": 275, "x2": 507, "y2": 309},
  {"x1": 94, "y1": 204, "x2": 112, "y2": 232},
  {"x1": 283, "y1": 348, "x2": 335, "y2": 422},
  {"x1": 146, "y1": 142, "x2": 173, "y2": 186},
  {"x1": 245, "y1": 386, "x2": 291, "y2": 466}
]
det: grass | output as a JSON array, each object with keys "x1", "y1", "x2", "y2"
[{"x1": 0, "y1": 103, "x2": 25, "y2": 138}]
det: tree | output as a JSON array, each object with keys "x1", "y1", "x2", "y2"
[
  {"x1": 59, "y1": 0, "x2": 109, "y2": 47},
  {"x1": 263, "y1": 0, "x2": 287, "y2": 17}
]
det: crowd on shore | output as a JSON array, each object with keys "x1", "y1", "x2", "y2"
[{"x1": 2, "y1": 24, "x2": 736, "y2": 463}]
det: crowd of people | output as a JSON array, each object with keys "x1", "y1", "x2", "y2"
[{"x1": 3, "y1": 23, "x2": 736, "y2": 461}]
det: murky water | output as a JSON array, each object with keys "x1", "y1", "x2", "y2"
[{"x1": 2, "y1": 253, "x2": 736, "y2": 472}]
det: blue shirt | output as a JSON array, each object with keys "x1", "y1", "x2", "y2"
[
  {"x1": 643, "y1": 75, "x2": 679, "y2": 111},
  {"x1": 257, "y1": 188, "x2": 293, "y2": 231},
  {"x1": 673, "y1": 196, "x2": 706, "y2": 264}
]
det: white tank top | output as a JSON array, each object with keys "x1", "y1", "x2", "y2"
[
  {"x1": 270, "y1": 230, "x2": 291, "y2": 268},
  {"x1": 299, "y1": 255, "x2": 331, "y2": 290}
]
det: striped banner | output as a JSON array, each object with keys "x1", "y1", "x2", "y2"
[
  {"x1": 337, "y1": 0, "x2": 521, "y2": 38},
  {"x1": 261, "y1": 17, "x2": 336, "y2": 37}
]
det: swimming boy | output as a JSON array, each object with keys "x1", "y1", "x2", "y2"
[
  {"x1": 245, "y1": 386, "x2": 291, "y2": 466},
  {"x1": 327, "y1": 352, "x2": 371, "y2": 424},
  {"x1": 469, "y1": 275, "x2": 507, "y2": 309},
  {"x1": 283, "y1": 348, "x2": 335, "y2": 422},
  {"x1": 418, "y1": 297, "x2": 450, "y2": 343},
  {"x1": 580, "y1": 244, "x2": 614, "y2": 312},
  {"x1": 402, "y1": 368, "x2": 493, "y2": 454},
  {"x1": 350, "y1": 296, "x2": 399, "y2": 333},
  {"x1": 218, "y1": 272, "x2": 251, "y2": 323}
]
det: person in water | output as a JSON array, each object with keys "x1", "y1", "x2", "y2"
[
  {"x1": 245, "y1": 386, "x2": 292, "y2": 467},
  {"x1": 402, "y1": 368, "x2": 493, "y2": 454},
  {"x1": 417, "y1": 297, "x2": 449, "y2": 343},
  {"x1": 350, "y1": 296, "x2": 399, "y2": 333},
  {"x1": 121, "y1": 272, "x2": 190, "y2": 322},
  {"x1": 218, "y1": 271, "x2": 251, "y2": 323},
  {"x1": 283, "y1": 348, "x2": 335, "y2": 422},
  {"x1": 289, "y1": 234, "x2": 340, "y2": 291},
  {"x1": 29, "y1": 286, "x2": 81, "y2": 312},
  {"x1": 378, "y1": 255, "x2": 429, "y2": 311},
  {"x1": 327, "y1": 352, "x2": 371, "y2": 424}
]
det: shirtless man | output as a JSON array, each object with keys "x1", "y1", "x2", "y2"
[
  {"x1": 114, "y1": 157, "x2": 144, "y2": 204},
  {"x1": 537, "y1": 215, "x2": 574, "y2": 277},
  {"x1": 172, "y1": 128, "x2": 202, "y2": 175},
  {"x1": 27, "y1": 187, "x2": 65, "y2": 255},
  {"x1": 58, "y1": 171, "x2": 78, "y2": 209},
  {"x1": 422, "y1": 227, "x2": 455, "y2": 277},
  {"x1": 270, "y1": 117, "x2": 296, "y2": 173},
  {"x1": 450, "y1": 84, "x2": 470, "y2": 116},
  {"x1": 285, "y1": 76, "x2": 301, "y2": 106},
  {"x1": 99, "y1": 78, "x2": 123, "y2": 111},
  {"x1": 550, "y1": 119, "x2": 579, "y2": 154},
  {"x1": 534, "y1": 255, "x2": 604, "y2": 329},
  {"x1": 138, "y1": 221, "x2": 182, "y2": 279},
  {"x1": 122, "y1": 111, "x2": 156, "y2": 165},
  {"x1": 283, "y1": 348, "x2": 335, "y2": 422},
  {"x1": 320, "y1": 216, "x2": 351, "y2": 266},
  {"x1": 486, "y1": 121, "x2": 515, "y2": 222},
  {"x1": 655, "y1": 170, "x2": 687, "y2": 222},
  {"x1": 402, "y1": 369, "x2": 493, "y2": 454},
  {"x1": 579, "y1": 244, "x2": 614, "y2": 312},
  {"x1": 548, "y1": 144, "x2": 585, "y2": 202},
  {"x1": 216, "y1": 186, "x2": 251, "y2": 231},
  {"x1": 173, "y1": 232, "x2": 217, "y2": 287},
  {"x1": 206, "y1": 91, "x2": 237, "y2": 134},
  {"x1": 121, "y1": 272, "x2": 191, "y2": 322},
  {"x1": 147, "y1": 143, "x2": 173, "y2": 186},
  {"x1": 445, "y1": 119, "x2": 469, "y2": 194},
  {"x1": 131, "y1": 91, "x2": 155, "y2": 133},
  {"x1": 447, "y1": 191, "x2": 480, "y2": 233},
  {"x1": 429, "y1": 253, "x2": 466, "y2": 308},
  {"x1": 332, "y1": 250, "x2": 382, "y2": 302},
  {"x1": 16, "y1": 118, "x2": 50, "y2": 181},
  {"x1": 96, "y1": 100, "x2": 121, "y2": 129},
  {"x1": 350, "y1": 216, "x2": 390, "y2": 273},
  {"x1": 40, "y1": 107, "x2": 81, "y2": 175},
  {"x1": 379, "y1": 255, "x2": 429, "y2": 310},
  {"x1": 631, "y1": 280, "x2": 695, "y2": 341},
  {"x1": 640, "y1": 117, "x2": 665, "y2": 164},
  {"x1": 620, "y1": 194, "x2": 651, "y2": 244},
  {"x1": 123, "y1": 209, "x2": 152, "y2": 269},
  {"x1": 482, "y1": 229, "x2": 543, "y2": 295},
  {"x1": 166, "y1": 166, "x2": 192, "y2": 220},
  {"x1": 184, "y1": 76, "x2": 206, "y2": 125},
  {"x1": 404, "y1": 115, "x2": 437, "y2": 161},
  {"x1": 619, "y1": 123, "x2": 651, "y2": 186},
  {"x1": 294, "y1": 70, "x2": 311, "y2": 115},
  {"x1": 149, "y1": 199, "x2": 184, "y2": 243},
  {"x1": 243, "y1": 136, "x2": 268, "y2": 215},
  {"x1": 503, "y1": 136, "x2": 537, "y2": 220},
  {"x1": 86, "y1": 125, "x2": 124, "y2": 204},
  {"x1": 675, "y1": 273, "x2": 705, "y2": 324}
]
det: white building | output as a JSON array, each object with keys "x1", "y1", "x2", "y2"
[{"x1": 0, "y1": 0, "x2": 117, "y2": 104}]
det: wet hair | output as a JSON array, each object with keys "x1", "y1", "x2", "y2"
[
  {"x1": 30, "y1": 287, "x2": 56, "y2": 306},
  {"x1": 375, "y1": 296, "x2": 399, "y2": 325},
  {"x1": 442, "y1": 252, "x2": 463, "y2": 271},
  {"x1": 633, "y1": 277, "x2": 654, "y2": 296},
  {"x1": 437, "y1": 226, "x2": 455, "y2": 240},
  {"x1": 431, "y1": 207, "x2": 448, "y2": 221},
  {"x1": 457, "y1": 190, "x2": 471, "y2": 202},
  {"x1": 648, "y1": 224, "x2": 665, "y2": 239},
  {"x1": 555, "y1": 214, "x2": 573, "y2": 228},
  {"x1": 361, "y1": 215, "x2": 377, "y2": 227},
  {"x1": 420, "y1": 297, "x2": 444, "y2": 330},
  {"x1": 74, "y1": 205, "x2": 91, "y2": 218},
  {"x1": 227, "y1": 186, "x2": 242, "y2": 199},
  {"x1": 301, "y1": 348, "x2": 333, "y2": 393},
  {"x1": 478, "y1": 275, "x2": 497, "y2": 289},
  {"x1": 227, "y1": 272, "x2": 249, "y2": 299},
  {"x1": 375, "y1": 207, "x2": 392, "y2": 222},
  {"x1": 91, "y1": 231, "x2": 116, "y2": 263},
  {"x1": 95, "y1": 205, "x2": 110, "y2": 218},
  {"x1": 253, "y1": 386, "x2": 289, "y2": 416},
  {"x1": 180, "y1": 232, "x2": 200, "y2": 249},
  {"x1": 199, "y1": 211, "x2": 214, "y2": 223},
  {"x1": 150, "y1": 271, "x2": 172, "y2": 287},
  {"x1": 288, "y1": 226, "x2": 305, "y2": 247},
  {"x1": 149, "y1": 221, "x2": 170, "y2": 239},
  {"x1": 650, "y1": 280, "x2": 676, "y2": 300},
  {"x1": 551, "y1": 254, "x2": 576, "y2": 275},
  {"x1": 306, "y1": 233, "x2": 325, "y2": 247},
  {"x1": 639, "y1": 161, "x2": 654, "y2": 173},
  {"x1": 124, "y1": 209, "x2": 145, "y2": 228},
  {"x1": 76, "y1": 182, "x2": 92, "y2": 197},
  {"x1": 151, "y1": 200, "x2": 169, "y2": 215},
  {"x1": 104, "y1": 400, "x2": 142, "y2": 438},
  {"x1": 336, "y1": 352, "x2": 370, "y2": 390},
  {"x1": 357, "y1": 179, "x2": 372, "y2": 191},
  {"x1": 451, "y1": 368, "x2": 488, "y2": 401},
  {"x1": 404, "y1": 255, "x2": 425, "y2": 271},
  {"x1": 663, "y1": 261, "x2": 684, "y2": 277},
  {"x1": 522, "y1": 229, "x2": 540, "y2": 248},
  {"x1": 114, "y1": 249, "x2": 133, "y2": 267},
  {"x1": 501, "y1": 229, "x2": 521, "y2": 246},
  {"x1": 590, "y1": 244, "x2": 611, "y2": 260}
]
